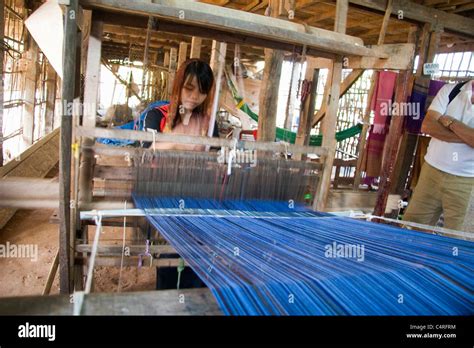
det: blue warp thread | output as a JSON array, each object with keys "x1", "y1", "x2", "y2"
[{"x1": 134, "y1": 195, "x2": 474, "y2": 315}]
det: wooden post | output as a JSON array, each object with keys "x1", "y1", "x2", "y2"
[
  {"x1": 23, "y1": 34, "x2": 39, "y2": 146},
  {"x1": 177, "y1": 42, "x2": 188, "y2": 69},
  {"x1": 314, "y1": 62, "x2": 342, "y2": 211},
  {"x1": 373, "y1": 71, "x2": 411, "y2": 216},
  {"x1": 334, "y1": 0, "x2": 348, "y2": 34},
  {"x1": 353, "y1": 0, "x2": 393, "y2": 189},
  {"x1": 142, "y1": 16, "x2": 153, "y2": 100},
  {"x1": 79, "y1": 17, "x2": 103, "y2": 207},
  {"x1": 59, "y1": 0, "x2": 79, "y2": 294},
  {"x1": 257, "y1": 0, "x2": 284, "y2": 143},
  {"x1": 208, "y1": 41, "x2": 227, "y2": 138},
  {"x1": 44, "y1": 62, "x2": 57, "y2": 134},
  {"x1": 295, "y1": 57, "x2": 319, "y2": 160},
  {"x1": 283, "y1": 54, "x2": 299, "y2": 131},
  {"x1": 0, "y1": 0, "x2": 4, "y2": 166},
  {"x1": 168, "y1": 47, "x2": 177, "y2": 95},
  {"x1": 190, "y1": 37, "x2": 202, "y2": 59},
  {"x1": 313, "y1": 0, "x2": 347, "y2": 211},
  {"x1": 163, "y1": 50, "x2": 170, "y2": 67}
]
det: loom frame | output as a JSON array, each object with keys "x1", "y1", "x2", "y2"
[{"x1": 56, "y1": 0, "x2": 460, "y2": 304}]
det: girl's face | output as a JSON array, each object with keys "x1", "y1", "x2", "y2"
[{"x1": 180, "y1": 75, "x2": 208, "y2": 112}]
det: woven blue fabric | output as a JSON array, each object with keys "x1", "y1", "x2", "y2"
[{"x1": 134, "y1": 195, "x2": 474, "y2": 315}]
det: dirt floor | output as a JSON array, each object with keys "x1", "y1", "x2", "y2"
[{"x1": 0, "y1": 208, "x2": 156, "y2": 298}]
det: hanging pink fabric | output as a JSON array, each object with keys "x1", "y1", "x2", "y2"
[{"x1": 360, "y1": 71, "x2": 397, "y2": 181}]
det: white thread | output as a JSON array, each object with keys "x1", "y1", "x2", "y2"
[{"x1": 117, "y1": 201, "x2": 127, "y2": 292}]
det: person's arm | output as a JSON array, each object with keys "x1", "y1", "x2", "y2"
[
  {"x1": 439, "y1": 115, "x2": 474, "y2": 148},
  {"x1": 143, "y1": 109, "x2": 164, "y2": 148},
  {"x1": 421, "y1": 110, "x2": 464, "y2": 143}
]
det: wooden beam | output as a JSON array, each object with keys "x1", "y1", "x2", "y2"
[
  {"x1": 313, "y1": 0, "x2": 347, "y2": 211},
  {"x1": 295, "y1": 59, "x2": 319, "y2": 160},
  {"x1": 22, "y1": 35, "x2": 39, "y2": 146},
  {"x1": 373, "y1": 71, "x2": 411, "y2": 216},
  {"x1": 190, "y1": 36, "x2": 202, "y2": 59},
  {"x1": 346, "y1": 43, "x2": 415, "y2": 70},
  {"x1": 258, "y1": 0, "x2": 284, "y2": 143},
  {"x1": 177, "y1": 41, "x2": 188, "y2": 70},
  {"x1": 0, "y1": 0, "x2": 3, "y2": 167},
  {"x1": 75, "y1": 126, "x2": 328, "y2": 156},
  {"x1": 79, "y1": 18, "x2": 103, "y2": 208},
  {"x1": 44, "y1": 62, "x2": 57, "y2": 134},
  {"x1": 208, "y1": 41, "x2": 227, "y2": 139},
  {"x1": 334, "y1": 0, "x2": 349, "y2": 34},
  {"x1": 59, "y1": 0, "x2": 79, "y2": 295},
  {"x1": 0, "y1": 129, "x2": 60, "y2": 226},
  {"x1": 81, "y1": 0, "x2": 387, "y2": 58},
  {"x1": 0, "y1": 289, "x2": 221, "y2": 315},
  {"x1": 314, "y1": 61, "x2": 342, "y2": 211},
  {"x1": 168, "y1": 47, "x2": 177, "y2": 95},
  {"x1": 349, "y1": 0, "x2": 474, "y2": 37}
]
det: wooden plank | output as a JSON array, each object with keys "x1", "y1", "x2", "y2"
[
  {"x1": 346, "y1": 43, "x2": 415, "y2": 70},
  {"x1": 82, "y1": 18, "x2": 103, "y2": 129},
  {"x1": 208, "y1": 41, "x2": 227, "y2": 139},
  {"x1": 313, "y1": 0, "x2": 348, "y2": 211},
  {"x1": 168, "y1": 47, "x2": 177, "y2": 95},
  {"x1": 75, "y1": 126, "x2": 329, "y2": 156},
  {"x1": 59, "y1": 0, "x2": 79, "y2": 295},
  {"x1": 22, "y1": 35, "x2": 39, "y2": 146},
  {"x1": 80, "y1": 0, "x2": 387, "y2": 58},
  {"x1": 257, "y1": 0, "x2": 283, "y2": 144},
  {"x1": 177, "y1": 41, "x2": 188, "y2": 69},
  {"x1": 76, "y1": 244, "x2": 177, "y2": 255},
  {"x1": 0, "y1": 289, "x2": 221, "y2": 315},
  {"x1": 327, "y1": 190, "x2": 378, "y2": 211},
  {"x1": 349, "y1": 0, "x2": 474, "y2": 37},
  {"x1": 44, "y1": 63, "x2": 57, "y2": 134},
  {"x1": 42, "y1": 250, "x2": 59, "y2": 296},
  {"x1": 0, "y1": 0, "x2": 4, "y2": 167},
  {"x1": 0, "y1": 129, "x2": 59, "y2": 227},
  {"x1": 93, "y1": 166, "x2": 133, "y2": 180},
  {"x1": 295, "y1": 58, "x2": 319, "y2": 160},
  {"x1": 334, "y1": 0, "x2": 349, "y2": 34},
  {"x1": 190, "y1": 36, "x2": 202, "y2": 58},
  {"x1": 79, "y1": 18, "x2": 103, "y2": 206},
  {"x1": 314, "y1": 61, "x2": 342, "y2": 211},
  {"x1": 0, "y1": 178, "x2": 58, "y2": 199}
]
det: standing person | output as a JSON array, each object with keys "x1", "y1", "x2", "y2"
[{"x1": 403, "y1": 80, "x2": 474, "y2": 230}]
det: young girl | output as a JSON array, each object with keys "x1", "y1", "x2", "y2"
[
  {"x1": 143, "y1": 59, "x2": 218, "y2": 150},
  {"x1": 142, "y1": 59, "x2": 218, "y2": 290}
]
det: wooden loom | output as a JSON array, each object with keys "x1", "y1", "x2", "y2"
[{"x1": 10, "y1": 0, "x2": 471, "y2": 314}]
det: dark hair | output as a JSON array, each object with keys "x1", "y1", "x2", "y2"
[{"x1": 167, "y1": 59, "x2": 215, "y2": 131}]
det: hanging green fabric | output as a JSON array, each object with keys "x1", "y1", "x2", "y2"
[{"x1": 225, "y1": 69, "x2": 362, "y2": 146}]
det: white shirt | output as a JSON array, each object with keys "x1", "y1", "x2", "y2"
[{"x1": 425, "y1": 80, "x2": 474, "y2": 177}]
